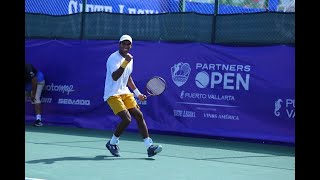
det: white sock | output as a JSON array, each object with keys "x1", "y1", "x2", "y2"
[
  {"x1": 144, "y1": 137, "x2": 153, "y2": 148},
  {"x1": 110, "y1": 134, "x2": 119, "y2": 145},
  {"x1": 36, "y1": 114, "x2": 41, "y2": 121}
]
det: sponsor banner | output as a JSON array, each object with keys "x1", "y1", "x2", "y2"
[
  {"x1": 25, "y1": 0, "x2": 179, "y2": 15},
  {"x1": 25, "y1": 0, "x2": 279, "y2": 15},
  {"x1": 25, "y1": 40, "x2": 294, "y2": 143}
]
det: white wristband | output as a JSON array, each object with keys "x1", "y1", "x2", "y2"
[{"x1": 133, "y1": 88, "x2": 142, "y2": 97}]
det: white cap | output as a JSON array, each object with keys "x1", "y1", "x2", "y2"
[{"x1": 119, "y1": 35, "x2": 132, "y2": 44}]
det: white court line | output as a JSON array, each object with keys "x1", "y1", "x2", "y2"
[
  {"x1": 25, "y1": 177, "x2": 46, "y2": 180},
  {"x1": 176, "y1": 102, "x2": 238, "y2": 108}
]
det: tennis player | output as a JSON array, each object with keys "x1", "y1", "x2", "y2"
[
  {"x1": 103, "y1": 35, "x2": 163, "y2": 157},
  {"x1": 25, "y1": 63, "x2": 45, "y2": 127}
]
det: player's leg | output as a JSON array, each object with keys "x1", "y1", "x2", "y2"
[
  {"x1": 128, "y1": 107, "x2": 149, "y2": 138},
  {"x1": 33, "y1": 80, "x2": 45, "y2": 126},
  {"x1": 124, "y1": 94, "x2": 163, "y2": 157},
  {"x1": 105, "y1": 95, "x2": 132, "y2": 157}
]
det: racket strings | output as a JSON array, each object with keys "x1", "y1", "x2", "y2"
[{"x1": 146, "y1": 78, "x2": 166, "y2": 95}]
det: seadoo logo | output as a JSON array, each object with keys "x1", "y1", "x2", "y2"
[
  {"x1": 171, "y1": 62, "x2": 191, "y2": 87},
  {"x1": 58, "y1": 98, "x2": 90, "y2": 106}
]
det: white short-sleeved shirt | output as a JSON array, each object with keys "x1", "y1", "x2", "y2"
[{"x1": 103, "y1": 51, "x2": 133, "y2": 101}]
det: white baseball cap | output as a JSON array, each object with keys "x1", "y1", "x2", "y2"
[{"x1": 119, "y1": 35, "x2": 132, "y2": 44}]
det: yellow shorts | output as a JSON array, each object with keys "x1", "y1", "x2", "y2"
[{"x1": 107, "y1": 94, "x2": 139, "y2": 115}]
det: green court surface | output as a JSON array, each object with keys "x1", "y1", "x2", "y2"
[{"x1": 25, "y1": 125, "x2": 295, "y2": 180}]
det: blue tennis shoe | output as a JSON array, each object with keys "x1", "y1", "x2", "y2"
[
  {"x1": 33, "y1": 119, "x2": 43, "y2": 127},
  {"x1": 147, "y1": 144, "x2": 163, "y2": 157},
  {"x1": 106, "y1": 140, "x2": 120, "y2": 157}
]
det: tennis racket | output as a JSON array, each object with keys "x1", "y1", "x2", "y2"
[{"x1": 145, "y1": 76, "x2": 167, "y2": 97}]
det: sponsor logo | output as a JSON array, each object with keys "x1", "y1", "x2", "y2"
[
  {"x1": 195, "y1": 63, "x2": 251, "y2": 91},
  {"x1": 173, "y1": 110, "x2": 196, "y2": 118},
  {"x1": 45, "y1": 83, "x2": 75, "y2": 95},
  {"x1": 171, "y1": 62, "x2": 251, "y2": 90},
  {"x1": 274, "y1": 99, "x2": 283, "y2": 116},
  {"x1": 40, "y1": 97, "x2": 52, "y2": 103},
  {"x1": 58, "y1": 98, "x2": 90, "y2": 106},
  {"x1": 172, "y1": 62, "x2": 251, "y2": 121},
  {"x1": 274, "y1": 98, "x2": 295, "y2": 118},
  {"x1": 25, "y1": 97, "x2": 52, "y2": 104},
  {"x1": 171, "y1": 62, "x2": 191, "y2": 87},
  {"x1": 195, "y1": 71, "x2": 210, "y2": 88},
  {"x1": 68, "y1": 0, "x2": 160, "y2": 14},
  {"x1": 203, "y1": 113, "x2": 239, "y2": 120},
  {"x1": 180, "y1": 90, "x2": 235, "y2": 101}
]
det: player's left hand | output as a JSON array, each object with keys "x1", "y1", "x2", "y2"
[{"x1": 138, "y1": 94, "x2": 147, "y2": 101}]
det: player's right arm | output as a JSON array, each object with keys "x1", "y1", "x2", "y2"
[
  {"x1": 110, "y1": 54, "x2": 132, "y2": 81},
  {"x1": 25, "y1": 64, "x2": 38, "y2": 102},
  {"x1": 127, "y1": 75, "x2": 146, "y2": 101}
]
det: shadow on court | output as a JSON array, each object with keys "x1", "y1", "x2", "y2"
[
  {"x1": 25, "y1": 125, "x2": 294, "y2": 157},
  {"x1": 26, "y1": 155, "x2": 155, "y2": 164}
]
